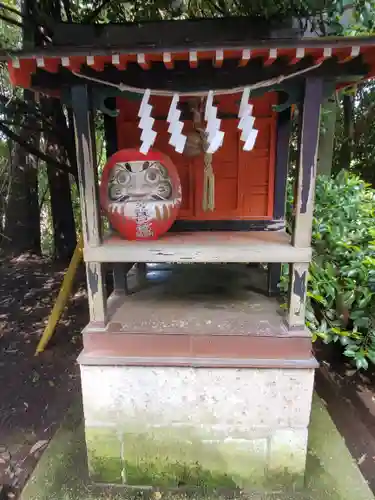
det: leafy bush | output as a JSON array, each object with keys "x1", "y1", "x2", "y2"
[{"x1": 283, "y1": 171, "x2": 375, "y2": 370}]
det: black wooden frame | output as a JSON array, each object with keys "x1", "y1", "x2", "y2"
[{"x1": 268, "y1": 106, "x2": 292, "y2": 296}]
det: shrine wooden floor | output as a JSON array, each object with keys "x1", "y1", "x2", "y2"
[
  {"x1": 81, "y1": 264, "x2": 314, "y2": 368},
  {"x1": 84, "y1": 231, "x2": 311, "y2": 264},
  {"x1": 109, "y1": 263, "x2": 286, "y2": 336}
]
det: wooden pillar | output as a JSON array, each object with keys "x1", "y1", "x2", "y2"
[
  {"x1": 287, "y1": 78, "x2": 323, "y2": 329},
  {"x1": 267, "y1": 263, "x2": 282, "y2": 297},
  {"x1": 112, "y1": 263, "x2": 127, "y2": 294},
  {"x1": 103, "y1": 97, "x2": 129, "y2": 294},
  {"x1": 268, "y1": 107, "x2": 292, "y2": 296},
  {"x1": 71, "y1": 85, "x2": 107, "y2": 325}
]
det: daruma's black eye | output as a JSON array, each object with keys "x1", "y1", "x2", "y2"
[
  {"x1": 144, "y1": 167, "x2": 160, "y2": 184},
  {"x1": 142, "y1": 161, "x2": 150, "y2": 170},
  {"x1": 146, "y1": 169, "x2": 158, "y2": 182},
  {"x1": 125, "y1": 163, "x2": 132, "y2": 172},
  {"x1": 116, "y1": 170, "x2": 131, "y2": 185}
]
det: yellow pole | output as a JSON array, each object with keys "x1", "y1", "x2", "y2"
[{"x1": 35, "y1": 234, "x2": 84, "y2": 355}]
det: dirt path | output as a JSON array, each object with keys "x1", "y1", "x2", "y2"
[{"x1": 0, "y1": 255, "x2": 86, "y2": 498}]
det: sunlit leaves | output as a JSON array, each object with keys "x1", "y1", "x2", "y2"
[{"x1": 0, "y1": 0, "x2": 23, "y2": 49}]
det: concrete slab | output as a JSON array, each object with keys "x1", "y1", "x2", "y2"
[{"x1": 20, "y1": 395, "x2": 374, "y2": 500}]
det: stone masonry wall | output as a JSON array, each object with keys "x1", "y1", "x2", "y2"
[{"x1": 80, "y1": 365, "x2": 315, "y2": 490}]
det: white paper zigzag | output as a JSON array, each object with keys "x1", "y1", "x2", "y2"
[
  {"x1": 204, "y1": 91, "x2": 224, "y2": 154},
  {"x1": 238, "y1": 87, "x2": 258, "y2": 151},
  {"x1": 167, "y1": 94, "x2": 187, "y2": 154},
  {"x1": 138, "y1": 89, "x2": 157, "y2": 155}
]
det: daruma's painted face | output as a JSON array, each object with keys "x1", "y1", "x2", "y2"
[
  {"x1": 100, "y1": 150, "x2": 182, "y2": 241},
  {"x1": 108, "y1": 161, "x2": 173, "y2": 203}
]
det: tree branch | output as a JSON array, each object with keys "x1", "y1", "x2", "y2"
[
  {"x1": 0, "y1": 93, "x2": 43, "y2": 114},
  {"x1": 354, "y1": 100, "x2": 375, "y2": 138},
  {"x1": 0, "y1": 120, "x2": 71, "y2": 150},
  {"x1": 0, "y1": 94, "x2": 56, "y2": 131},
  {"x1": 217, "y1": 0, "x2": 229, "y2": 15},
  {"x1": 39, "y1": 185, "x2": 49, "y2": 210},
  {"x1": 1, "y1": 106, "x2": 56, "y2": 139},
  {"x1": 206, "y1": 0, "x2": 225, "y2": 15},
  {"x1": 0, "y1": 122, "x2": 74, "y2": 176},
  {"x1": 0, "y1": 120, "x2": 51, "y2": 134},
  {"x1": 0, "y1": 10, "x2": 51, "y2": 44},
  {"x1": 0, "y1": 13, "x2": 24, "y2": 30},
  {"x1": 29, "y1": 4, "x2": 56, "y2": 37},
  {"x1": 61, "y1": 0, "x2": 72, "y2": 22},
  {"x1": 83, "y1": 0, "x2": 113, "y2": 22},
  {"x1": 0, "y1": 2, "x2": 23, "y2": 18}
]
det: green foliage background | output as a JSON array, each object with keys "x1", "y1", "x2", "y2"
[{"x1": 282, "y1": 172, "x2": 375, "y2": 369}]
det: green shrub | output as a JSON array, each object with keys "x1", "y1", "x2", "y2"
[{"x1": 283, "y1": 171, "x2": 375, "y2": 370}]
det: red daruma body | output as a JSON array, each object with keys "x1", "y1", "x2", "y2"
[{"x1": 100, "y1": 149, "x2": 182, "y2": 241}]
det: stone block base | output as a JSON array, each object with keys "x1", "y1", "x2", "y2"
[{"x1": 79, "y1": 364, "x2": 315, "y2": 490}]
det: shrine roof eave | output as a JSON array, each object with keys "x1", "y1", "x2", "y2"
[
  {"x1": 5, "y1": 41, "x2": 375, "y2": 97},
  {"x1": 3, "y1": 33, "x2": 375, "y2": 61},
  {"x1": 3, "y1": 18, "x2": 375, "y2": 94},
  {"x1": 2, "y1": 16, "x2": 375, "y2": 62}
]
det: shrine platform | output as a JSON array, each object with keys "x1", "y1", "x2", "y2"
[
  {"x1": 80, "y1": 263, "x2": 315, "y2": 368},
  {"x1": 78, "y1": 264, "x2": 317, "y2": 489},
  {"x1": 83, "y1": 231, "x2": 311, "y2": 264}
]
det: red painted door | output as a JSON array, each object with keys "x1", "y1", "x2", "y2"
[{"x1": 116, "y1": 93, "x2": 277, "y2": 221}]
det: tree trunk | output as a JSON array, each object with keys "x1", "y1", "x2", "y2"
[
  {"x1": 3, "y1": 90, "x2": 41, "y2": 255},
  {"x1": 3, "y1": 1, "x2": 41, "y2": 255},
  {"x1": 47, "y1": 167, "x2": 76, "y2": 261},
  {"x1": 0, "y1": 141, "x2": 10, "y2": 244},
  {"x1": 317, "y1": 95, "x2": 337, "y2": 176},
  {"x1": 0, "y1": 180, "x2": 4, "y2": 242},
  {"x1": 340, "y1": 93, "x2": 354, "y2": 169},
  {"x1": 39, "y1": 0, "x2": 77, "y2": 261},
  {"x1": 44, "y1": 99, "x2": 77, "y2": 261}
]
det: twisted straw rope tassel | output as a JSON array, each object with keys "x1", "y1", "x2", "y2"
[
  {"x1": 203, "y1": 151, "x2": 215, "y2": 212},
  {"x1": 191, "y1": 103, "x2": 215, "y2": 212},
  {"x1": 198, "y1": 129, "x2": 215, "y2": 212}
]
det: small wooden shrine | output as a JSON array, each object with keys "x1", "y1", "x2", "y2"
[{"x1": 4, "y1": 16, "x2": 375, "y2": 491}]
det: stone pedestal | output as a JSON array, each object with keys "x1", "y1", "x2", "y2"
[{"x1": 79, "y1": 364, "x2": 315, "y2": 490}]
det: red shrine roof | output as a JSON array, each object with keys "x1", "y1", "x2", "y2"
[{"x1": 2, "y1": 18, "x2": 375, "y2": 93}]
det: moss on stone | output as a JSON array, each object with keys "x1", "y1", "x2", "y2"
[
  {"x1": 86, "y1": 428, "x2": 123, "y2": 483},
  {"x1": 89, "y1": 456, "x2": 123, "y2": 484},
  {"x1": 84, "y1": 427, "x2": 306, "y2": 490},
  {"x1": 122, "y1": 431, "x2": 235, "y2": 487},
  {"x1": 265, "y1": 470, "x2": 305, "y2": 491},
  {"x1": 19, "y1": 395, "x2": 375, "y2": 500},
  {"x1": 124, "y1": 461, "x2": 237, "y2": 489}
]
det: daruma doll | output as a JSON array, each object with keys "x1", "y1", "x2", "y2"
[{"x1": 100, "y1": 149, "x2": 182, "y2": 240}]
